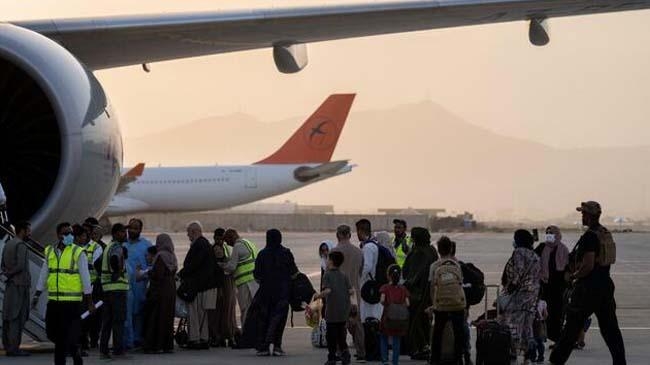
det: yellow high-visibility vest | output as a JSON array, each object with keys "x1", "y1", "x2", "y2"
[
  {"x1": 233, "y1": 239, "x2": 258, "y2": 287},
  {"x1": 100, "y1": 242, "x2": 129, "y2": 292},
  {"x1": 84, "y1": 241, "x2": 99, "y2": 282},
  {"x1": 393, "y1": 235, "x2": 414, "y2": 267},
  {"x1": 45, "y1": 245, "x2": 83, "y2": 302}
]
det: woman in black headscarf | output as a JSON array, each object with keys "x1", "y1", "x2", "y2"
[
  {"x1": 252, "y1": 229, "x2": 299, "y2": 357},
  {"x1": 402, "y1": 227, "x2": 439, "y2": 360}
]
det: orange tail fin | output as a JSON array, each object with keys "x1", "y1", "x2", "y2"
[{"x1": 256, "y1": 94, "x2": 356, "y2": 164}]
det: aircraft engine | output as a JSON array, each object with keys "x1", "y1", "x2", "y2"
[{"x1": 0, "y1": 24, "x2": 122, "y2": 242}]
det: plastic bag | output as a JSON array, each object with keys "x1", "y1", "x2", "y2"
[{"x1": 175, "y1": 297, "x2": 189, "y2": 319}]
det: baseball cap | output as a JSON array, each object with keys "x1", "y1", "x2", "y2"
[{"x1": 577, "y1": 201, "x2": 602, "y2": 215}]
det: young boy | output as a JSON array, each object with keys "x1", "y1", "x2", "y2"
[{"x1": 315, "y1": 251, "x2": 356, "y2": 365}]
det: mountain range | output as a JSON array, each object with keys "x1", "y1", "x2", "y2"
[{"x1": 123, "y1": 101, "x2": 650, "y2": 220}]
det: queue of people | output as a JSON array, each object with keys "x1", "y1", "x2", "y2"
[{"x1": 0, "y1": 200, "x2": 626, "y2": 365}]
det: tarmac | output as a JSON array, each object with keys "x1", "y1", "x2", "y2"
[{"x1": 3, "y1": 231, "x2": 650, "y2": 364}]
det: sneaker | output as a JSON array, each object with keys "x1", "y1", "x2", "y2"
[
  {"x1": 257, "y1": 349, "x2": 271, "y2": 357},
  {"x1": 273, "y1": 348, "x2": 286, "y2": 357}
]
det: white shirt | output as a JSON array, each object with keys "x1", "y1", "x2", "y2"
[
  {"x1": 36, "y1": 245, "x2": 92, "y2": 295},
  {"x1": 360, "y1": 240, "x2": 383, "y2": 321},
  {"x1": 0, "y1": 182, "x2": 6, "y2": 205}
]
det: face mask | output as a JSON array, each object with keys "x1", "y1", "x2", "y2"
[
  {"x1": 545, "y1": 234, "x2": 556, "y2": 243},
  {"x1": 63, "y1": 234, "x2": 74, "y2": 246}
]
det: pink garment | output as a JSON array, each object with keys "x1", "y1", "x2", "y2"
[{"x1": 540, "y1": 226, "x2": 569, "y2": 283}]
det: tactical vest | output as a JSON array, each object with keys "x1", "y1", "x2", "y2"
[
  {"x1": 101, "y1": 242, "x2": 129, "y2": 292},
  {"x1": 45, "y1": 245, "x2": 83, "y2": 302},
  {"x1": 393, "y1": 235, "x2": 413, "y2": 267},
  {"x1": 592, "y1": 226, "x2": 617, "y2": 266},
  {"x1": 234, "y1": 239, "x2": 257, "y2": 287}
]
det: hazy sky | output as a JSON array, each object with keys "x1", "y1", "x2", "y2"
[{"x1": 4, "y1": 1, "x2": 650, "y2": 150}]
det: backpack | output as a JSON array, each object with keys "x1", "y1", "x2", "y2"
[
  {"x1": 433, "y1": 259, "x2": 466, "y2": 311},
  {"x1": 460, "y1": 261, "x2": 486, "y2": 306},
  {"x1": 591, "y1": 226, "x2": 617, "y2": 266},
  {"x1": 289, "y1": 272, "x2": 316, "y2": 312},
  {"x1": 368, "y1": 240, "x2": 396, "y2": 286},
  {"x1": 383, "y1": 286, "x2": 410, "y2": 334}
]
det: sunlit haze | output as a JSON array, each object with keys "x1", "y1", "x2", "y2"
[{"x1": 4, "y1": 1, "x2": 650, "y2": 220}]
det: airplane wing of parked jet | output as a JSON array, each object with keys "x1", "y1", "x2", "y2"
[{"x1": 15, "y1": 0, "x2": 650, "y2": 71}]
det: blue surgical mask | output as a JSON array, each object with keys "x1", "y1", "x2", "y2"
[
  {"x1": 63, "y1": 234, "x2": 74, "y2": 246},
  {"x1": 545, "y1": 234, "x2": 556, "y2": 243}
]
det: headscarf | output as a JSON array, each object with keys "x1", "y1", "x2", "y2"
[
  {"x1": 153, "y1": 233, "x2": 177, "y2": 272},
  {"x1": 514, "y1": 229, "x2": 534, "y2": 249},
  {"x1": 540, "y1": 225, "x2": 570, "y2": 283},
  {"x1": 319, "y1": 240, "x2": 335, "y2": 271},
  {"x1": 375, "y1": 231, "x2": 396, "y2": 258},
  {"x1": 266, "y1": 229, "x2": 283, "y2": 250},
  {"x1": 403, "y1": 227, "x2": 438, "y2": 301}
]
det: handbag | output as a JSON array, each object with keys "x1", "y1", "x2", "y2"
[
  {"x1": 361, "y1": 274, "x2": 381, "y2": 304},
  {"x1": 176, "y1": 280, "x2": 197, "y2": 303}
]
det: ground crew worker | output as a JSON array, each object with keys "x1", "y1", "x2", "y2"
[
  {"x1": 392, "y1": 219, "x2": 413, "y2": 267},
  {"x1": 99, "y1": 223, "x2": 129, "y2": 359},
  {"x1": 1, "y1": 221, "x2": 32, "y2": 357},
  {"x1": 221, "y1": 229, "x2": 259, "y2": 326},
  {"x1": 79, "y1": 220, "x2": 104, "y2": 353},
  {"x1": 550, "y1": 201, "x2": 626, "y2": 365},
  {"x1": 32, "y1": 224, "x2": 95, "y2": 365}
]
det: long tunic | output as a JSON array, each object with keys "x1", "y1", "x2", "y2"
[
  {"x1": 360, "y1": 241, "x2": 383, "y2": 321},
  {"x1": 501, "y1": 247, "x2": 541, "y2": 353},
  {"x1": 143, "y1": 259, "x2": 176, "y2": 352}
]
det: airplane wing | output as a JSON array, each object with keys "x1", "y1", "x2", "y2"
[
  {"x1": 116, "y1": 163, "x2": 145, "y2": 194},
  {"x1": 14, "y1": 0, "x2": 650, "y2": 70}
]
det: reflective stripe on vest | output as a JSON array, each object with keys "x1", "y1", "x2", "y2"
[
  {"x1": 84, "y1": 241, "x2": 99, "y2": 281},
  {"x1": 393, "y1": 235, "x2": 413, "y2": 267},
  {"x1": 45, "y1": 245, "x2": 83, "y2": 302},
  {"x1": 234, "y1": 239, "x2": 257, "y2": 287},
  {"x1": 101, "y1": 242, "x2": 129, "y2": 292}
]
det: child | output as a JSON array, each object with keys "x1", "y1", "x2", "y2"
[
  {"x1": 531, "y1": 296, "x2": 548, "y2": 363},
  {"x1": 315, "y1": 251, "x2": 355, "y2": 365},
  {"x1": 379, "y1": 265, "x2": 410, "y2": 365}
]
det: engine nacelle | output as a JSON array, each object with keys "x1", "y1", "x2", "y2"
[{"x1": 0, "y1": 24, "x2": 122, "y2": 242}]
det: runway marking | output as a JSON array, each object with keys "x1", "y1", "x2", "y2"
[{"x1": 482, "y1": 272, "x2": 650, "y2": 276}]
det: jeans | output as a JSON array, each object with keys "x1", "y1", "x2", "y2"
[
  {"x1": 550, "y1": 278, "x2": 626, "y2": 365},
  {"x1": 380, "y1": 335, "x2": 401, "y2": 365},
  {"x1": 527, "y1": 337, "x2": 545, "y2": 360}
]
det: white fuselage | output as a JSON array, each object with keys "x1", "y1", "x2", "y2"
[{"x1": 105, "y1": 163, "x2": 348, "y2": 216}]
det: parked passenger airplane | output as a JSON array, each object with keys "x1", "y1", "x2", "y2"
[
  {"x1": 106, "y1": 94, "x2": 355, "y2": 216},
  {"x1": 0, "y1": 0, "x2": 649, "y2": 241}
]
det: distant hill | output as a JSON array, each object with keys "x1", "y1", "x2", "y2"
[{"x1": 124, "y1": 101, "x2": 650, "y2": 220}]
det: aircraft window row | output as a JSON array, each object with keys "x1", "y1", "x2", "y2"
[{"x1": 137, "y1": 178, "x2": 230, "y2": 184}]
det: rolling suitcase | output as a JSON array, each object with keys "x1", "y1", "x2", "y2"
[{"x1": 475, "y1": 285, "x2": 512, "y2": 365}]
